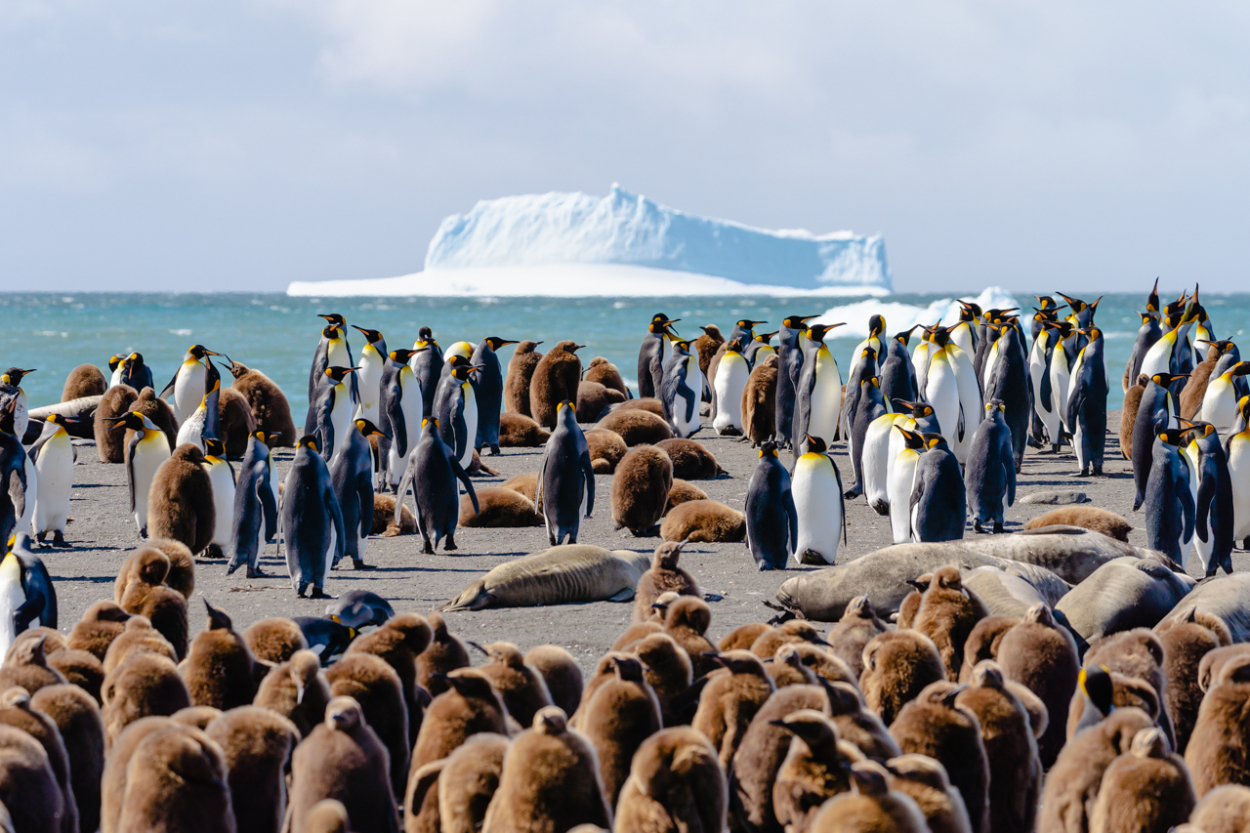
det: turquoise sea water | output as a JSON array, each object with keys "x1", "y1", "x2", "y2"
[{"x1": 1, "y1": 292, "x2": 1246, "y2": 413}]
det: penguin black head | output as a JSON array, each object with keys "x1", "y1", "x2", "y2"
[
  {"x1": 417, "y1": 326, "x2": 434, "y2": 342},
  {"x1": 1150, "y1": 372, "x2": 1188, "y2": 388},
  {"x1": 758, "y1": 439, "x2": 780, "y2": 459},
  {"x1": 354, "y1": 418, "x2": 389, "y2": 439},
  {"x1": 956, "y1": 302, "x2": 976, "y2": 322},
  {"x1": 893, "y1": 325, "x2": 919, "y2": 346},
  {"x1": 782, "y1": 314, "x2": 819, "y2": 329},
  {"x1": 805, "y1": 323, "x2": 845, "y2": 343},
  {"x1": 1056, "y1": 293, "x2": 1087, "y2": 313},
  {"x1": 422, "y1": 417, "x2": 439, "y2": 432},
  {"x1": 0, "y1": 369, "x2": 34, "y2": 387},
  {"x1": 649, "y1": 314, "x2": 679, "y2": 335},
  {"x1": 1079, "y1": 664, "x2": 1115, "y2": 717},
  {"x1": 895, "y1": 427, "x2": 926, "y2": 450},
  {"x1": 447, "y1": 356, "x2": 483, "y2": 379},
  {"x1": 188, "y1": 345, "x2": 218, "y2": 360},
  {"x1": 296, "y1": 435, "x2": 320, "y2": 453},
  {"x1": 1147, "y1": 277, "x2": 1160, "y2": 313},
  {"x1": 1078, "y1": 327, "x2": 1103, "y2": 341},
  {"x1": 106, "y1": 411, "x2": 149, "y2": 433},
  {"x1": 672, "y1": 339, "x2": 693, "y2": 353},
  {"x1": 109, "y1": 355, "x2": 125, "y2": 372},
  {"x1": 203, "y1": 598, "x2": 234, "y2": 631},
  {"x1": 921, "y1": 432, "x2": 948, "y2": 451},
  {"x1": 204, "y1": 437, "x2": 226, "y2": 460},
  {"x1": 1176, "y1": 418, "x2": 1216, "y2": 442},
  {"x1": 483, "y1": 336, "x2": 518, "y2": 351},
  {"x1": 867, "y1": 376, "x2": 881, "y2": 390},
  {"x1": 389, "y1": 348, "x2": 417, "y2": 365},
  {"x1": 1138, "y1": 311, "x2": 1156, "y2": 325},
  {"x1": 737, "y1": 319, "x2": 764, "y2": 329},
  {"x1": 324, "y1": 366, "x2": 359, "y2": 383},
  {"x1": 1228, "y1": 361, "x2": 1250, "y2": 379},
  {"x1": 985, "y1": 399, "x2": 1006, "y2": 417},
  {"x1": 351, "y1": 325, "x2": 384, "y2": 344},
  {"x1": 1156, "y1": 427, "x2": 1188, "y2": 446},
  {"x1": 803, "y1": 435, "x2": 828, "y2": 454},
  {"x1": 929, "y1": 328, "x2": 951, "y2": 347},
  {"x1": 754, "y1": 331, "x2": 777, "y2": 345},
  {"x1": 128, "y1": 352, "x2": 145, "y2": 366},
  {"x1": 1034, "y1": 295, "x2": 1059, "y2": 311},
  {"x1": 318, "y1": 313, "x2": 346, "y2": 328},
  {"x1": 868, "y1": 314, "x2": 886, "y2": 336},
  {"x1": 556, "y1": 401, "x2": 577, "y2": 420},
  {"x1": 859, "y1": 346, "x2": 877, "y2": 362},
  {"x1": 252, "y1": 430, "x2": 268, "y2": 444},
  {"x1": 724, "y1": 341, "x2": 743, "y2": 355}
]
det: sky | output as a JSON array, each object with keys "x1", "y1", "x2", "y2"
[{"x1": 2, "y1": 1, "x2": 1248, "y2": 294}]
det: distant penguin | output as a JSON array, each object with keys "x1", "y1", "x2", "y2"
[
  {"x1": 841, "y1": 343, "x2": 880, "y2": 449},
  {"x1": 159, "y1": 344, "x2": 220, "y2": 425},
  {"x1": 995, "y1": 602, "x2": 1079, "y2": 768},
  {"x1": 1133, "y1": 372, "x2": 1183, "y2": 510},
  {"x1": 226, "y1": 430, "x2": 278, "y2": 578},
  {"x1": 1121, "y1": 374, "x2": 1147, "y2": 460},
  {"x1": 984, "y1": 322, "x2": 1031, "y2": 468},
  {"x1": 1229, "y1": 418, "x2": 1250, "y2": 550},
  {"x1": 694, "y1": 325, "x2": 726, "y2": 378},
  {"x1": 925, "y1": 328, "x2": 983, "y2": 464},
  {"x1": 848, "y1": 314, "x2": 887, "y2": 384},
  {"x1": 0, "y1": 368, "x2": 34, "y2": 442},
  {"x1": 1143, "y1": 427, "x2": 1195, "y2": 565},
  {"x1": 913, "y1": 566, "x2": 989, "y2": 681},
  {"x1": 94, "y1": 384, "x2": 139, "y2": 463},
  {"x1": 791, "y1": 436, "x2": 847, "y2": 565},
  {"x1": 536, "y1": 401, "x2": 595, "y2": 545},
  {"x1": 638, "y1": 314, "x2": 680, "y2": 400},
  {"x1": 910, "y1": 433, "x2": 966, "y2": 542},
  {"x1": 1067, "y1": 326, "x2": 1109, "y2": 476},
  {"x1": 745, "y1": 440, "x2": 799, "y2": 570},
  {"x1": 350, "y1": 325, "x2": 388, "y2": 424},
  {"x1": 279, "y1": 436, "x2": 345, "y2": 598},
  {"x1": 660, "y1": 339, "x2": 706, "y2": 439},
  {"x1": 108, "y1": 412, "x2": 172, "y2": 538},
  {"x1": 531, "y1": 341, "x2": 584, "y2": 429},
  {"x1": 792, "y1": 323, "x2": 846, "y2": 458},
  {"x1": 745, "y1": 329, "x2": 777, "y2": 365},
  {"x1": 881, "y1": 327, "x2": 919, "y2": 404},
  {"x1": 375, "y1": 347, "x2": 420, "y2": 489},
  {"x1": 146, "y1": 443, "x2": 215, "y2": 557},
  {"x1": 396, "y1": 417, "x2": 478, "y2": 553},
  {"x1": 28, "y1": 414, "x2": 73, "y2": 547},
  {"x1": 775, "y1": 314, "x2": 819, "y2": 449},
  {"x1": 471, "y1": 336, "x2": 517, "y2": 455},
  {"x1": 0, "y1": 536, "x2": 56, "y2": 659},
  {"x1": 1029, "y1": 312, "x2": 1061, "y2": 449},
  {"x1": 63, "y1": 362, "x2": 107, "y2": 400},
  {"x1": 331, "y1": 418, "x2": 386, "y2": 570},
  {"x1": 861, "y1": 411, "x2": 907, "y2": 515},
  {"x1": 307, "y1": 314, "x2": 357, "y2": 402},
  {"x1": 964, "y1": 401, "x2": 1016, "y2": 534},
  {"x1": 505, "y1": 341, "x2": 544, "y2": 416},
  {"x1": 1184, "y1": 419, "x2": 1234, "y2": 576},
  {"x1": 310, "y1": 365, "x2": 360, "y2": 461},
  {"x1": 712, "y1": 342, "x2": 750, "y2": 436},
  {"x1": 889, "y1": 427, "x2": 928, "y2": 544}
]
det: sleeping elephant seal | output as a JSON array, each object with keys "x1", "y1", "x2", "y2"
[
  {"x1": 1055, "y1": 556, "x2": 1195, "y2": 644},
  {"x1": 961, "y1": 565, "x2": 1065, "y2": 619},
  {"x1": 943, "y1": 526, "x2": 1149, "y2": 583},
  {"x1": 440, "y1": 545, "x2": 652, "y2": 611},
  {"x1": 1156, "y1": 573, "x2": 1250, "y2": 643}
]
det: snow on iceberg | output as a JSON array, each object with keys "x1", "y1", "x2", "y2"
[
  {"x1": 818, "y1": 286, "x2": 1019, "y2": 339},
  {"x1": 425, "y1": 184, "x2": 892, "y2": 292}
]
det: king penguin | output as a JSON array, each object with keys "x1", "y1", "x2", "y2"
[
  {"x1": 775, "y1": 314, "x2": 818, "y2": 450},
  {"x1": 1143, "y1": 427, "x2": 1196, "y2": 565},
  {"x1": 1029, "y1": 315, "x2": 1061, "y2": 450},
  {"x1": 743, "y1": 330, "x2": 777, "y2": 365},
  {"x1": 880, "y1": 328, "x2": 919, "y2": 403},
  {"x1": 638, "y1": 314, "x2": 680, "y2": 399},
  {"x1": 1066, "y1": 326, "x2": 1110, "y2": 476},
  {"x1": 909, "y1": 433, "x2": 966, "y2": 542},
  {"x1": 0, "y1": 369, "x2": 35, "y2": 442},
  {"x1": 1200, "y1": 361, "x2": 1250, "y2": 437},
  {"x1": 1047, "y1": 321, "x2": 1078, "y2": 448},
  {"x1": 118, "y1": 352, "x2": 155, "y2": 394},
  {"x1": 861, "y1": 410, "x2": 908, "y2": 516},
  {"x1": 350, "y1": 325, "x2": 388, "y2": 425},
  {"x1": 792, "y1": 322, "x2": 846, "y2": 458},
  {"x1": 226, "y1": 430, "x2": 278, "y2": 578},
  {"x1": 409, "y1": 327, "x2": 443, "y2": 416},
  {"x1": 331, "y1": 418, "x2": 386, "y2": 571},
  {"x1": 660, "y1": 339, "x2": 706, "y2": 439},
  {"x1": 921, "y1": 330, "x2": 968, "y2": 463},
  {"x1": 471, "y1": 336, "x2": 518, "y2": 455},
  {"x1": 845, "y1": 374, "x2": 890, "y2": 500},
  {"x1": 847, "y1": 316, "x2": 886, "y2": 388},
  {"x1": 965, "y1": 401, "x2": 1016, "y2": 533},
  {"x1": 1181, "y1": 419, "x2": 1234, "y2": 576},
  {"x1": 1127, "y1": 310, "x2": 1163, "y2": 392},
  {"x1": 984, "y1": 321, "x2": 1031, "y2": 469},
  {"x1": 160, "y1": 345, "x2": 220, "y2": 426},
  {"x1": 537, "y1": 401, "x2": 596, "y2": 545},
  {"x1": 1226, "y1": 415, "x2": 1250, "y2": 551},
  {"x1": 312, "y1": 365, "x2": 360, "y2": 462},
  {"x1": 1132, "y1": 372, "x2": 1184, "y2": 511},
  {"x1": 792, "y1": 436, "x2": 847, "y2": 565},
  {"x1": 0, "y1": 400, "x2": 27, "y2": 547},
  {"x1": 433, "y1": 355, "x2": 481, "y2": 471},
  {"x1": 279, "y1": 435, "x2": 345, "y2": 598},
  {"x1": 396, "y1": 417, "x2": 479, "y2": 554},
  {"x1": 841, "y1": 345, "x2": 879, "y2": 449},
  {"x1": 29, "y1": 414, "x2": 73, "y2": 547},
  {"x1": 380, "y1": 348, "x2": 422, "y2": 490},
  {"x1": 308, "y1": 314, "x2": 357, "y2": 407},
  {"x1": 951, "y1": 302, "x2": 980, "y2": 358},
  {"x1": 0, "y1": 533, "x2": 56, "y2": 658},
  {"x1": 202, "y1": 437, "x2": 236, "y2": 560},
  {"x1": 111, "y1": 411, "x2": 171, "y2": 538},
  {"x1": 745, "y1": 440, "x2": 798, "y2": 570},
  {"x1": 712, "y1": 342, "x2": 750, "y2": 436},
  {"x1": 175, "y1": 354, "x2": 222, "y2": 451}
]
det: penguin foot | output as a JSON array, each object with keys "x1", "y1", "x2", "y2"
[
  {"x1": 36, "y1": 532, "x2": 46, "y2": 545},
  {"x1": 1092, "y1": 465, "x2": 1103, "y2": 476},
  {"x1": 444, "y1": 536, "x2": 457, "y2": 551},
  {"x1": 799, "y1": 550, "x2": 830, "y2": 566},
  {"x1": 52, "y1": 531, "x2": 67, "y2": 548},
  {"x1": 974, "y1": 522, "x2": 985, "y2": 534},
  {"x1": 1223, "y1": 559, "x2": 1235, "y2": 575},
  {"x1": 309, "y1": 587, "x2": 331, "y2": 599},
  {"x1": 297, "y1": 583, "x2": 309, "y2": 598},
  {"x1": 1027, "y1": 437, "x2": 1044, "y2": 449},
  {"x1": 843, "y1": 487, "x2": 863, "y2": 500},
  {"x1": 352, "y1": 559, "x2": 374, "y2": 571},
  {"x1": 489, "y1": 445, "x2": 500, "y2": 456},
  {"x1": 246, "y1": 567, "x2": 269, "y2": 578},
  {"x1": 1050, "y1": 444, "x2": 1061, "y2": 454},
  {"x1": 1205, "y1": 568, "x2": 1218, "y2": 578},
  {"x1": 422, "y1": 540, "x2": 435, "y2": 555},
  {"x1": 993, "y1": 522, "x2": 1004, "y2": 534}
]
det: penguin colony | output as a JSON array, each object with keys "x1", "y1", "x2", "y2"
[{"x1": 0, "y1": 285, "x2": 1249, "y2": 831}]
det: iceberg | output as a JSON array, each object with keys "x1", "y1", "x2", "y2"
[
  {"x1": 818, "y1": 287, "x2": 1020, "y2": 339},
  {"x1": 288, "y1": 184, "x2": 892, "y2": 297}
]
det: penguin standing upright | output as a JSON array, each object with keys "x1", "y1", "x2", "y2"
[
  {"x1": 109, "y1": 355, "x2": 127, "y2": 389},
  {"x1": 433, "y1": 355, "x2": 481, "y2": 471},
  {"x1": 1200, "y1": 362, "x2": 1250, "y2": 437},
  {"x1": 1143, "y1": 428, "x2": 1196, "y2": 565},
  {"x1": 28, "y1": 414, "x2": 73, "y2": 547},
  {"x1": 911, "y1": 326, "x2": 936, "y2": 394},
  {"x1": 727, "y1": 319, "x2": 764, "y2": 351},
  {"x1": 1047, "y1": 321, "x2": 1078, "y2": 447},
  {"x1": 660, "y1": 340, "x2": 706, "y2": 439},
  {"x1": 379, "y1": 348, "x2": 422, "y2": 490},
  {"x1": 226, "y1": 431, "x2": 278, "y2": 578},
  {"x1": 0, "y1": 534, "x2": 56, "y2": 658},
  {"x1": 909, "y1": 433, "x2": 966, "y2": 542},
  {"x1": 0, "y1": 400, "x2": 27, "y2": 546},
  {"x1": 536, "y1": 402, "x2": 596, "y2": 545},
  {"x1": 1027, "y1": 306, "x2": 1059, "y2": 447},
  {"x1": 965, "y1": 402, "x2": 1016, "y2": 534},
  {"x1": 845, "y1": 375, "x2": 890, "y2": 500},
  {"x1": 951, "y1": 302, "x2": 980, "y2": 358},
  {"x1": 395, "y1": 418, "x2": 479, "y2": 554},
  {"x1": 1067, "y1": 327, "x2": 1110, "y2": 476},
  {"x1": 331, "y1": 418, "x2": 386, "y2": 571},
  {"x1": 792, "y1": 323, "x2": 846, "y2": 458},
  {"x1": 638, "y1": 314, "x2": 680, "y2": 399},
  {"x1": 160, "y1": 345, "x2": 220, "y2": 426},
  {"x1": 861, "y1": 411, "x2": 908, "y2": 516},
  {"x1": 279, "y1": 436, "x2": 345, "y2": 598},
  {"x1": 984, "y1": 322, "x2": 1031, "y2": 469},
  {"x1": 1029, "y1": 317, "x2": 1060, "y2": 450},
  {"x1": 110, "y1": 411, "x2": 172, "y2": 538},
  {"x1": 1030, "y1": 296, "x2": 1061, "y2": 341},
  {"x1": 311, "y1": 366, "x2": 360, "y2": 462},
  {"x1": 1132, "y1": 372, "x2": 1184, "y2": 511},
  {"x1": 791, "y1": 436, "x2": 846, "y2": 565},
  {"x1": 920, "y1": 330, "x2": 963, "y2": 458},
  {"x1": 308, "y1": 314, "x2": 356, "y2": 406},
  {"x1": 471, "y1": 337, "x2": 517, "y2": 456},
  {"x1": 0, "y1": 369, "x2": 35, "y2": 442},
  {"x1": 743, "y1": 330, "x2": 777, "y2": 365},
  {"x1": 775, "y1": 314, "x2": 818, "y2": 450},
  {"x1": 846, "y1": 315, "x2": 886, "y2": 390},
  {"x1": 880, "y1": 328, "x2": 918, "y2": 403},
  {"x1": 175, "y1": 355, "x2": 222, "y2": 450},
  {"x1": 712, "y1": 342, "x2": 750, "y2": 436},
  {"x1": 201, "y1": 437, "x2": 236, "y2": 559},
  {"x1": 744, "y1": 441, "x2": 798, "y2": 570},
  {"x1": 1126, "y1": 311, "x2": 1163, "y2": 392},
  {"x1": 1181, "y1": 420, "x2": 1234, "y2": 576},
  {"x1": 841, "y1": 345, "x2": 879, "y2": 448},
  {"x1": 118, "y1": 352, "x2": 155, "y2": 394},
  {"x1": 1226, "y1": 417, "x2": 1250, "y2": 550},
  {"x1": 350, "y1": 326, "x2": 388, "y2": 425},
  {"x1": 409, "y1": 327, "x2": 443, "y2": 416}
]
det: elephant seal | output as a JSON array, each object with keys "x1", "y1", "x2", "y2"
[
  {"x1": 1157, "y1": 573, "x2": 1250, "y2": 643},
  {"x1": 440, "y1": 545, "x2": 652, "y2": 611},
  {"x1": 961, "y1": 565, "x2": 1061, "y2": 619},
  {"x1": 1054, "y1": 556, "x2": 1195, "y2": 644}
]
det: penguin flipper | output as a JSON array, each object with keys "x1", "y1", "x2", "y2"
[
  {"x1": 13, "y1": 592, "x2": 44, "y2": 633},
  {"x1": 830, "y1": 455, "x2": 848, "y2": 546},
  {"x1": 325, "y1": 487, "x2": 346, "y2": 569},
  {"x1": 782, "y1": 484, "x2": 799, "y2": 562},
  {"x1": 580, "y1": 450, "x2": 596, "y2": 518},
  {"x1": 1004, "y1": 437, "x2": 1017, "y2": 507},
  {"x1": 395, "y1": 455, "x2": 418, "y2": 534},
  {"x1": 909, "y1": 467, "x2": 927, "y2": 541},
  {"x1": 386, "y1": 386, "x2": 407, "y2": 458},
  {"x1": 1195, "y1": 463, "x2": 1214, "y2": 543},
  {"x1": 354, "y1": 471, "x2": 373, "y2": 539},
  {"x1": 1179, "y1": 469, "x2": 1196, "y2": 545},
  {"x1": 158, "y1": 368, "x2": 179, "y2": 399},
  {"x1": 536, "y1": 450, "x2": 547, "y2": 517},
  {"x1": 259, "y1": 472, "x2": 278, "y2": 541},
  {"x1": 124, "y1": 433, "x2": 141, "y2": 514},
  {"x1": 452, "y1": 458, "x2": 479, "y2": 515}
]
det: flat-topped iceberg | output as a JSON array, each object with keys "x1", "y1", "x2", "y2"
[{"x1": 288, "y1": 185, "x2": 893, "y2": 297}]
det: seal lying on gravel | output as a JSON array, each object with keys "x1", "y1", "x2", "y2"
[
  {"x1": 440, "y1": 545, "x2": 653, "y2": 611},
  {"x1": 1054, "y1": 555, "x2": 1196, "y2": 643},
  {"x1": 1156, "y1": 573, "x2": 1250, "y2": 643}
]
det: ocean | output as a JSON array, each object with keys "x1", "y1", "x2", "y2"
[{"x1": 1, "y1": 290, "x2": 1243, "y2": 413}]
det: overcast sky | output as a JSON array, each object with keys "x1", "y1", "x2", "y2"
[{"x1": 2, "y1": 1, "x2": 1248, "y2": 294}]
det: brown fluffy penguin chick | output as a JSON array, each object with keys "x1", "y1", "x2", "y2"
[
  {"x1": 741, "y1": 354, "x2": 778, "y2": 447},
  {"x1": 573, "y1": 653, "x2": 625, "y2": 730},
  {"x1": 143, "y1": 537, "x2": 197, "y2": 598},
  {"x1": 529, "y1": 340, "x2": 583, "y2": 429},
  {"x1": 886, "y1": 754, "x2": 973, "y2": 833},
  {"x1": 67, "y1": 600, "x2": 132, "y2": 661},
  {"x1": 505, "y1": 340, "x2": 544, "y2": 417},
  {"x1": 498, "y1": 413, "x2": 551, "y2": 447},
  {"x1": 185, "y1": 598, "x2": 260, "y2": 710},
  {"x1": 254, "y1": 649, "x2": 331, "y2": 738},
  {"x1": 101, "y1": 716, "x2": 177, "y2": 833},
  {"x1": 524, "y1": 645, "x2": 584, "y2": 718},
  {"x1": 613, "y1": 592, "x2": 680, "y2": 650},
  {"x1": 244, "y1": 616, "x2": 309, "y2": 664},
  {"x1": 3, "y1": 626, "x2": 67, "y2": 662},
  {"x1": 895, "y1": 573, "x2": 933, "y2": 629},
  {"x1": 629, "y1": 632, "x2": 693, "y2": 727},
  {"x1": 481, "y1": 706, "x2": 612, "y2": 833},
  {"x1": 665, "y1": 478, "x2": 709, "y2": 510},
  {"x1": 1089, "y1": 726, "x2": 1195, "y2": 833},
  {"x1": 326, "y1": 652, "x2": 409, "y2": 801},
  {"x1": 1199, "y1": 643, "x2": 1250, "y2": 692},
  {"x1": 31, "y1": 683, "x2": 105, "y2": 833},
  {"x1": 752, "y1": 619, "x2": 830, "y2": 659},
  {"x1": 995, "y1": 602, "x2": 1079, "y2": 768},
  {"x1": 411, "y1": 667, "x2": 510, "y2": 772},
  {"x1": 913, "y1": 566, "x2": 990, "y2": 681},
  {"x1": 808, "y1": 760, "x2": 929, "y2": 833},
  {"x1": 473, "y1": 640, "x2": 553, "y2": 728},
  {"x1": 889, "y1": 681, "x2": 991, "y2": 833},
  {"x1": 102, "y1": 614, "x2": 177, "y2": 673},
  {"x1": 415, "y1": 611, "x2": 471, "y2": 690},
  {"x1": 824, "y1": 679, "x2": 900, "y2": 760},
  {"x1": 114, "y1": 540, "x2": 195, "y2": 603},
  {"x1": 288, "y1": 696, "x2": 400, "y2": 833},
  {"x1": 404, "y1": 758, "x2": 445, "y2": 833},
  {"x1": 373, "y1": 493, "x2": 417, "y2": 536},
  {"x1": 957, "y1": 615, "x2": 1018, "y2": 683},
  {"x1": 302, "y1": 798, "x2": 352, "y2": 833},
  {"x1": 859, "y1": 629, "x2": 946, "y2": 727},
  {"x1": 437, "y1": 732, "x2": 510, "y2": 833},
  {"x1": 584, "y1": 428, "x2": 627, "y2": 474},
  {"x1": 101, "y1": 652, "x2": 191, "y2": 747},
  {"x1": 0, "y1": 721, "x2": 67, "y2": 833},
  {"x1": 226, "y1": 361, "x2": 297, "y2": 448},
  {"x1": 62, "y1": 362, "x2": 106, "y2": 400},
  {"x1": 611, "y1": 444, "x2": 674, "y2": 536},
  {"x1": 1079, "y1": 628, "x2": 1175, "y2": 747},
  {"x1": 47, "y1": 648, "x2": 106, "y2": 703},
  {"x1": 118, "y1": 547, "x2": 189, "y2": 660},
  {"x1": 205, "y1": 706, "x2": 300, "y2": 833},
  {"x1": 773, "y1": 710, "x2": 864, "y2": 833},
  {"x1": 147, "y1": 443, "x2": 216, "y2": 555},
  {"x1": 770, "y1": 643, "x2": 822, "y2": 688},
  {"x1": 585, "y1": 355, "x2": 630, "y2": 397},
  {"x1": 127, "y1": 386, "x2": 180, "y2": 451},
  {"x1": 633, "y1": 540, "x2": 701, "y2": 623},
  {"x1": 955, "y1": 661, "x2": 1041, "y2": 833},
  {"x1": 1186, "y1": 654, "x2": 1250, "y2": 797},
  {"x1": 172, "y1": 704, "x2": 222, "y2": 729},
  {"x1": 663, "y1": 596, "x2": 719, "y2": 679},
  {"x1": 1155, "y1": 607, "x2": 1229, "y2": 754},
  {"x1": 117, "y1": 723, "x2": 233, "y2": 833},
  {"x1": 347, "y1": 613, "x2": 432, "y2": 746},
  {"x1": 95, "y1": 383, "x2": 138, "y2": 463},
  {"x1": 691, "y1": 650, "x2": 777, "y2": 768},
  {"x1": 827, "y1": 595, "x2": 889, "y2": 679},
  {"x1": 727, "y1": 683, "x2": 828, "y2": 833},
  {"x1": 1120, "y1": 375, "x2": 1147, "y2": 459},
  {"x1": 581, "y1": 655, "x2": 662, "y2": 806},
  {"x1": 614, "y1": 725, "x2": 726, "y2": 833},
  {"x1": 1037, "y1": 706, "x2": 1156, "y2": 833},
  {"x1": 654, "y1": 438, "x2": 726, "y2": 479},
  {"x1": 719, "y1": 621, "x2": 773, "y2": 653},
  {"x1": 0, "y1": 633, "x2": 68, "y2": 695},
  {"x1": 791, "y1": 643, "x2": 860, "y2": 689},
  {"x1": 0, "y1": 687, "x2": 78, "y2": 833},
  {"x1": 1189, "y1": 783, "x2": 1250, "y2": 833},
  {"x1": 1024, "y1": 507, "x2": 1134, "y2": 541}
]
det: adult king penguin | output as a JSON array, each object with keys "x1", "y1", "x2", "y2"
[
  {"x1": 880, "y1": 328, "x2": 919, "y2": 403},
  {"x1": 922, "y1": 329, "x2": 981, "y2": 464},
  {"x1": 110, "y1": 411, "x2": 171, "y2": 538},
  {"x1": 1181, "y1": 419, "x2": 1234, "y2": 576},
  {"x1": 638, "y1": 314, "x2": 680, "y2": 399},
  {"x1": 0, "y1": 534, "x2": 56, "y2": 658},
  {"x1": 845, "y1": 374, "x2": 890, "y2": 500},
  {"x1": 1046, "y1": 321, "x2": 1078, "y2": 449},
  {"x1": 379, "y1": 348, "x2": 422, "y2": 490},
  {"x1": 712, "y1": 342, "x2": 750, "y2": 436},
  {"x1": 312, "y1": 366, "x2": 360, "y2": 462},
  {"x1": 1029, "y1": 315, "x2": 1061, "y2": 451},
  {"x1": 331, "y1": 418, "x2": 387, "y2": 571},
  {"x1": 661, "y1": 339, "x2": 706, "y2": 439},
  {"x1": 909, "y1": 433, "x2": 966, "y2": 542},
  {"x1": 0, "y1": 369, "x2": 35, "y2": 442},
  {"x1": 1067, "y1": 326, "x2": 1110, "y2": 476},
  {"x1": 1143, "y1": 427, "x2": 1195, "y2": 565},
  {"x1": 1226, "y1": 416, "x2": 1250, "y2": 550},
  {"x1": 965, "y1": 401, "x2": 1016, "y2": 534},
  {"x1": 308, "y1": 314, "x2": 357, "y2": 406},
  {"x1": 775, "y1": 314, "x2": 818, "y2": 449},
  {"x1": 395, "y1": 417, "x2": 479, "y2": 554},
  {"x1": 1200, "y1": 361, "x2": 1250, "y2": 437},
  {"x1": 791, "y1": 436, "x2": 847, "y2": 565},
  {"x1": 433, "y1": 355, "x2": 481, "y2": 471},
  {"x1": 118, "y1": 352, "x2": 155, "y2": 394},
  {"x1": 984, "y1": 321, "x2": 1031, "y2": 469},
  {"x1": 745, "y1": 440, "x2": 798, "y2": 570},
  {"x1": 226, "y1": 430, "x2": 278, "y2": 578},
  {"x1": 0, "y1": 400, "x2": 26, "y2": 547},
  {"x1": 744, "y1": 330, "x2": 777, "y2": 364},
  {"x1": 409, "y1": 327, "x2": 442, "y2": 416},
  {"x1": 202, "y1": 437, "x2": 236, "y2": 559},
  {"x1": 160, "y1": 345, "x2": 220, "y2": 426},
  {"x1": 175, "y1": 354, "x2": 222, "y2": 451},
  {"x1": 841, "y1": 345, "x2": 880, "y2": 451},
  {"x1": 847, "y1": 315, "x2": 887, "y2": 390},
  {"x1": 29, "y1": 414, "x2": 73, "y2": 547},
  {"x1": 280, "y1": 436, "x2": 345, "y2": 598},
  {"x1": 537, "y1": 401, "x2": 596, "y2": 545},
  {"x1": 1126, "y1": 310, "x2": 1163, "y2": 393},
  {"x1": 1132, "y1": 372, "x2": 1184, "y2": 511},
  {"x1": 792, "y1": 322, "x2": 846, "y2": 459},
  {"x1": 350, "y1": 326, "x2": 388, "y2": 424},
  {"x1": 861, "y1": 410, "x2": 908, "y2": 516},
  {"x1": 471, "y1": 336, "x2": 518, "y2": 455}
]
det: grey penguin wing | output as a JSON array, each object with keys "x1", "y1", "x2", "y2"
[
  {"x1": 831, "y1": 453, "x2": 848, "y2": 544},
  {"x1": 355, "y1": 470, "x2": 373, "y2": 539},
  {"x1": 1194, "y1": 457, "x2": 1214, "y2": 543},
  {"x1": 124, "y1": 432, "x2": 141, "y2": 513},
  {"x1": 1003, "y1": 432, "x2": 1017, "y2": 506},
  {"x1": 158, "y1": 367, "x2": 180, "y2": 399},
  {"x1": 580, "y1": 449, "x2": 596, "y2": 517},
  {"x1": 783, "y1": 481, "x2": 798, "y2": 555},
  {"x1": 325, "y1": 484, "x2": 346, "y2": 569},
  {"x1": 387, "y1": 382, "x2": 407, "y2": 457},
  {"x1": 259, "y1": 468, "x2": 278, "y2": 541}
]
